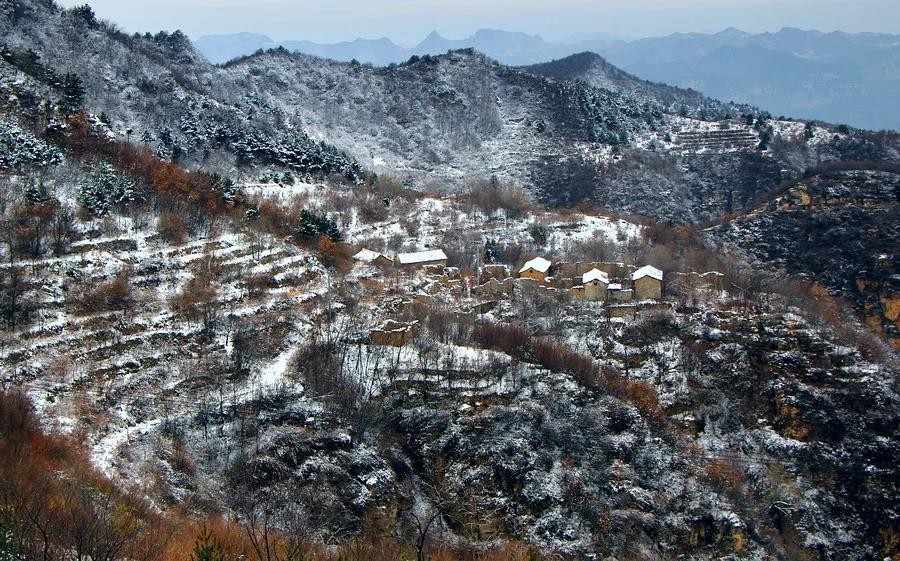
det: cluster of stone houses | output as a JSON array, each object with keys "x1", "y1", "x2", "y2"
[
  {"x1": 518, "y1": 258, "x2": 664, "y2": 301},
  {"x1": 354, "y1": 247, "x2": 665, "y2": 303},
  {"x1": 354, "y1": 247, "x2": 678, "y2": 343},
  {"x1": 355, "y1": 246, "x2": 729, "y2": 344}
]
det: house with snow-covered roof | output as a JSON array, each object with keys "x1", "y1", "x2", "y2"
[
  {"x1": 632, "y1": 265, "x2": 663, "y2": 300},
  {"x1": 581, "y1": 268, "x2": 610, "y2": 301},
  {"x1": 519, "y1": 257, "x2": 552, "y2": 283},
  {"x1": 396, "y1": 249, "x2": 447, "y2": 269},
  {"x1": 353, "y1": 248, "x2": 394, "y2": 267},
  {"x1": 607, "y1": 283, "x2": 633, "y2": 303}
]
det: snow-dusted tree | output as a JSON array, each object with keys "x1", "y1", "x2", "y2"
[
  {"x1": 484, "y1": 238, "x2": 501, "y2": 263},
  {"x1": 0, "y1": 119, "x2": 63, "y2": 170},
  {"x1": 0, "y1": 507, "x2": 17, "y2": 561},
  {"x1": 50, "y1": 206, "x2": 76, "y2": 256},
  {"x1": 0, "y1": 264, "x2": 32, "y2": 330},
  {"x1": 77, "y1": 163, "x2": 137, "y2": 216},
  {"x1": 23, "y1": 179, "x2": 50, "y2": 204},
  {"x1": 68, "y1": 5, "x2": 98, "y2": 27},
  {"x1": 60, "y1": 73, "x2": 85, "y2": 114},
  {"x1": 295, "y1": 210, "x2": 342, "y2": 242}
]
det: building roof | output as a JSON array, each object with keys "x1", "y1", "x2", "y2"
[
  {"x1": 377, "y1": 319, "x2": 418, "y2": 332},
  {"x1": 608, "y1": 283, "x2": 623, "y2": 291},
  {"x1": 582, "y1": 268, "x2": 609, "y2": 285},
  {"x1": 353, "y1": 248, "x2": 384, "y2": 262},
  {"x1": 396, "y1": 249, "x2": 447, "y2": 265},
  {"x1": 632, "y1": 265, "x2": 664, "y2": 282},
  {"x1": 519, "y1": 257, "x2": 552, "y2": 274}
]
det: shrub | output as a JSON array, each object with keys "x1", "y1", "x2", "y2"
[
  {"x1": 530, "y1": 338, "x2": 598, "y2": 386},
  {"x1": 357, "y1": 192, "x2": 390, "y2": 223},
  {"x1": 614, "y1": 378, "x2": 662, "y2": 420},
  {"x1": 473, "y1": 322, "x2": 530, "y2": 356},
  {"x1": 466, "y1": 179, "x2": 533, "y2": 218},
  {"x1": 169, "y1": 275, "x2": 219, "y2": 331},
  {"x1": 529, "y1": 225, "x2": 548, "y2": 246},
  {"x1": 243, "y1": 273, "x2": 271, "y2": 298},
  {"x1": 704, "y1": 458, "x2": 747, "y2": 492},
  {"x1": 473, "y1": 322, "x2": 599, "y2": 387},
  {"x1": 317, "y1": 237, "x2": 354, "y2": 273},
  {"x1": 72, "y1": 271, "x2": 133, "y2": 315},
  {"x1": 0, "y1": 265, "x2": 34, "y2": 330},
  {"x1": 157, "y1": 211, "x2": 188, "y2": 244}
]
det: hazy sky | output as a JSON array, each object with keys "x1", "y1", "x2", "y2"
[{"x1": 57, "y1": 0, "x2": 899, "y2": 44}]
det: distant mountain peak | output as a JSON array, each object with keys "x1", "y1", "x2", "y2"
[
  {"x1": 716, "y1": 27, "x2": 750, "y2": 38},
  {"x1": 777, "y1": 26, "x2": 822, "y2": 35},
  {"x1": 198, "y1": 31, "x2": 274, "y2": 41},
  {"x1": 472, "y1": 28, "x2": 543, "y2": 40}
]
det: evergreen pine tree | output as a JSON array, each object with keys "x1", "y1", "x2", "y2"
[
  {"x1": 484, "y1": 239, "x2": 500, "y2": 263},
  {"x1": 189, "y1": 525, "x2": 226, "y2": 561},
  {"x1": 60, "y1": 73, "x2": 85, "y2": 114},
  {"x1": 295, "y1": 210, "x2": 342, "y2": 242},
  {"x1": 24, "y1": 179, "x2": 50, "y2": 204},
  {"x1": 70, "y1": 5, "x2": 97, "y2": 27},
  {"x1": 804, "y1": 121, "x2": 815, "y2": 141},
  {"x1": 78, "y1": 164, "x2": 137, "y2": 216}
]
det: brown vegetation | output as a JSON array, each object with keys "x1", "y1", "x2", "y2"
[
  {"x1": 0, "y1": 390, "x2": 169, "y2": 561},
  {"x1": 471, "y1": 321, "x2": 667, "y2": 421},
  {"x1": 72, "y1": 269, "x2": 134, "y2": 315},
  {"x1": 169, "y1": 274, "x2": 219, "y2": 332},
  {"x1": 464, "y1": 179, "x2": 534, "y2": 218},
  {"x1": 157, "y1": 211, "x2": 189, "y2": 244}
]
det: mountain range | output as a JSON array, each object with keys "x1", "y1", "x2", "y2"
[{"x1": 196, "y1": 27, "x2": 900, "y2": 130}]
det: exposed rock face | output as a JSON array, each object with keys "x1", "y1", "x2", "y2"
[{"x1": 712, "y1": 170, "x2": 900, "y2": 345}]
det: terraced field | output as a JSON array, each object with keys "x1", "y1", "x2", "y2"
[
  {"x1": 675, "y1": 128, "x2": 758, "y2": 153},
  {"x1": 0, "y1": 224, "x2": 330, "y2": 473}
]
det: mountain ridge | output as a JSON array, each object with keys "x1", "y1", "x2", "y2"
[{"x1": 194, "y1": 27, "x2": 900, "y2": 129}]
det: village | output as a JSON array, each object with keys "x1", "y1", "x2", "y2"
[{"x1": 352, "y1": 245, "x2": 725, "y2": 347}]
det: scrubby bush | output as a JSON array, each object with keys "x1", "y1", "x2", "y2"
[
  {"x1": 169, "y1": 275, "x2": 219, "y2": 332},
  {"x1": 356, "y1": 192, "x2": 390, "y2": 223},
  {"x1": 157, "y1": 211, "x2": 188, "y2": 244},
  {"x1": 529, "y1": 225, "x2": 548, "y2": 246},
  {"x1": 466, "y1": 178, "x2": 533, "y2": 218},
  {"x1": 72, "y1": 270, "x2": 133, "y2": 315},
  {"x1": 0, "y1": 266, "x2": 34, "y2": 330},
  {"x1": 317, "y1": 237, "x2": 354, "y2": 273}
]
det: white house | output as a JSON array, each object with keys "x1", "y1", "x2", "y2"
[
  {"x1": 396, "y1": 249, "x2": 448, "y2": 269},
  {"x1": 582, "y1": 268, "x2": 610, "y2": 301},
  {"x1": 353, "y1": 248, "x2": 393, "y2": 266},
  {"x1": 519, "y1": 257, "x2": 552, "y2": 282},
  {"x1": 632, "y1": 265, "x2": 664, "y2": 300}
]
